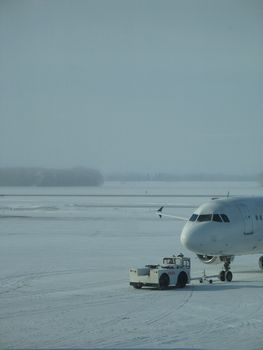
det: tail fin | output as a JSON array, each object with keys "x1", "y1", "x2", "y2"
[{"x1": 157, "y1": 206, "x2": 164, "y2": 218}]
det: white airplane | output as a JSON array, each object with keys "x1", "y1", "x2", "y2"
[{"x1": 158, "y1": 196, "x2": 263, "y2": 282}]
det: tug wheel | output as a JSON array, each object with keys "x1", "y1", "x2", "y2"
[
  {"x1": 133, "y1": 283, "x2": 142, "y2": 289},
  {"x1": 176, "y1": 272, "x2": 188, "y2": 288},
  {"x1": 159, "y1": 273, "x2": 170, "y2": 289}
]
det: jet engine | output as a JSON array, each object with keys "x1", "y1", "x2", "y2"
[{"x1": 197, "y1": 254, "x2": 234, "y2": 265}]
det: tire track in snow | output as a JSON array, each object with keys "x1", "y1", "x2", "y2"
[
  {"x1": 145, "y1": 285, "x2": 194, "y2": 326},
  {"x1": 0, "y1": 270, "x2": 82, "y2": 295},
  {"x1": 186, "y1": 281, "x2": 263, "y2": 348}
]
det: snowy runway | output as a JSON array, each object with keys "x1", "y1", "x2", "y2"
[{"x1": 1, "y1": 182, "x2": 263, "y2": 349}]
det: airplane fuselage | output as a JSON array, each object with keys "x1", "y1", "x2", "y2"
[{"x1": 180, "y1": 196, "x2": 263, "y2": 256}]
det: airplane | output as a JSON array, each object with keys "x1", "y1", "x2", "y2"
[{"x1": 157, "y1": 196, "x2": 263, "y2": 282}]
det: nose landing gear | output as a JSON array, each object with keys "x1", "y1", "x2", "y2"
[{"x1": 219, "y1": 257, "x2": 233, "y2": 282}]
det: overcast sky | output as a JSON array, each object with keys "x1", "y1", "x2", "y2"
[{"x1": 1, "y1": 0, "x2": 262, "y2": 175}]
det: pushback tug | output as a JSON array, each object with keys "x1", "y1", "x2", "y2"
[{"x1": 129, "y1": 254, "x2": 191, "y2": 289}]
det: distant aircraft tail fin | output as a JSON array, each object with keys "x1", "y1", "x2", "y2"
[{"x1": 156, "y1": 206, "x2": 188, "y2": 221}]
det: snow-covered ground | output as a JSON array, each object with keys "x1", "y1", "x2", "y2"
[{"x1": 0, "y1": 181, "x2": 263, "y2": 349}]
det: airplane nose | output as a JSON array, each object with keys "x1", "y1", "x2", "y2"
[{"x1": 180, "y1": 223, "x2": 205, "y2": 253}]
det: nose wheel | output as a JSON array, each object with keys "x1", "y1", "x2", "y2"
[
  {"x1": 219, "y1": 270, "x2": 233, "y2": 282},
  {"x1": 219, "y1": 258, "x2": 233, "y2": 282}
]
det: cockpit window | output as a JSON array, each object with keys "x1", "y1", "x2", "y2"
[
  {"x1": 189, "y1": 214, "x2": 198, "y2": 222},
  {"x1": 213, "y1": 214, "x2": 222, "y2": 222},
  {"x1": 189, "y1": 213, "x2": 229, "y2": 223},
  {"x1": 221, "y1": 214, "x2": 230, "y2": 223},
  {"x1": 197, "y1": 214, "x2": 212, "y2": 222}
]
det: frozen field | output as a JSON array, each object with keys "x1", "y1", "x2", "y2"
[{"x1": 1, "y1": 181, "x2": 263, "y2": 349}]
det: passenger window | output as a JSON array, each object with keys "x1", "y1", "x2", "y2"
[
  {"x1": 260, "y1": 215, "x2": 262, "y2": 220},
  {"x1": 189, "y1": 214, "x2": 198, "y2": 222},
  {"x1": 197, "y1": 214, "x2": 212, "y2": 222},
  {"x1": 221, "y1": 214, "x2": 230, "y2": 223},
  {"x1": 213, "y1": 214, "x2": 222, "y2": 222},
  {"x1": 255, "y1": 215, "x2": 258, "y2": 220}
]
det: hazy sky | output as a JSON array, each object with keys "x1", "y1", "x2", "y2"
[{"x1": 1, "y1": 0, "x2": 262, "y2": 175}]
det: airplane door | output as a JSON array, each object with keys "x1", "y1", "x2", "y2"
[{"x1": 237, "y1": 203, "x2": 254, "y2": 235}]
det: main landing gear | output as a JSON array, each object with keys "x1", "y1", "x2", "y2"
[
  {"x1": 219, "y1": 257, "x2": 233, "y2": 282},
  {"x1": 258, "y1": 256, "x2": 263, "y2": 270}
]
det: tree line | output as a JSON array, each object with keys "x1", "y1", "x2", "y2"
[
  {"x1": 0, "y1": 167, "x2": 104, "y2": 186},
  {"x1": 105, "y1": 172, "x2": 258, "y2": 182}
]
